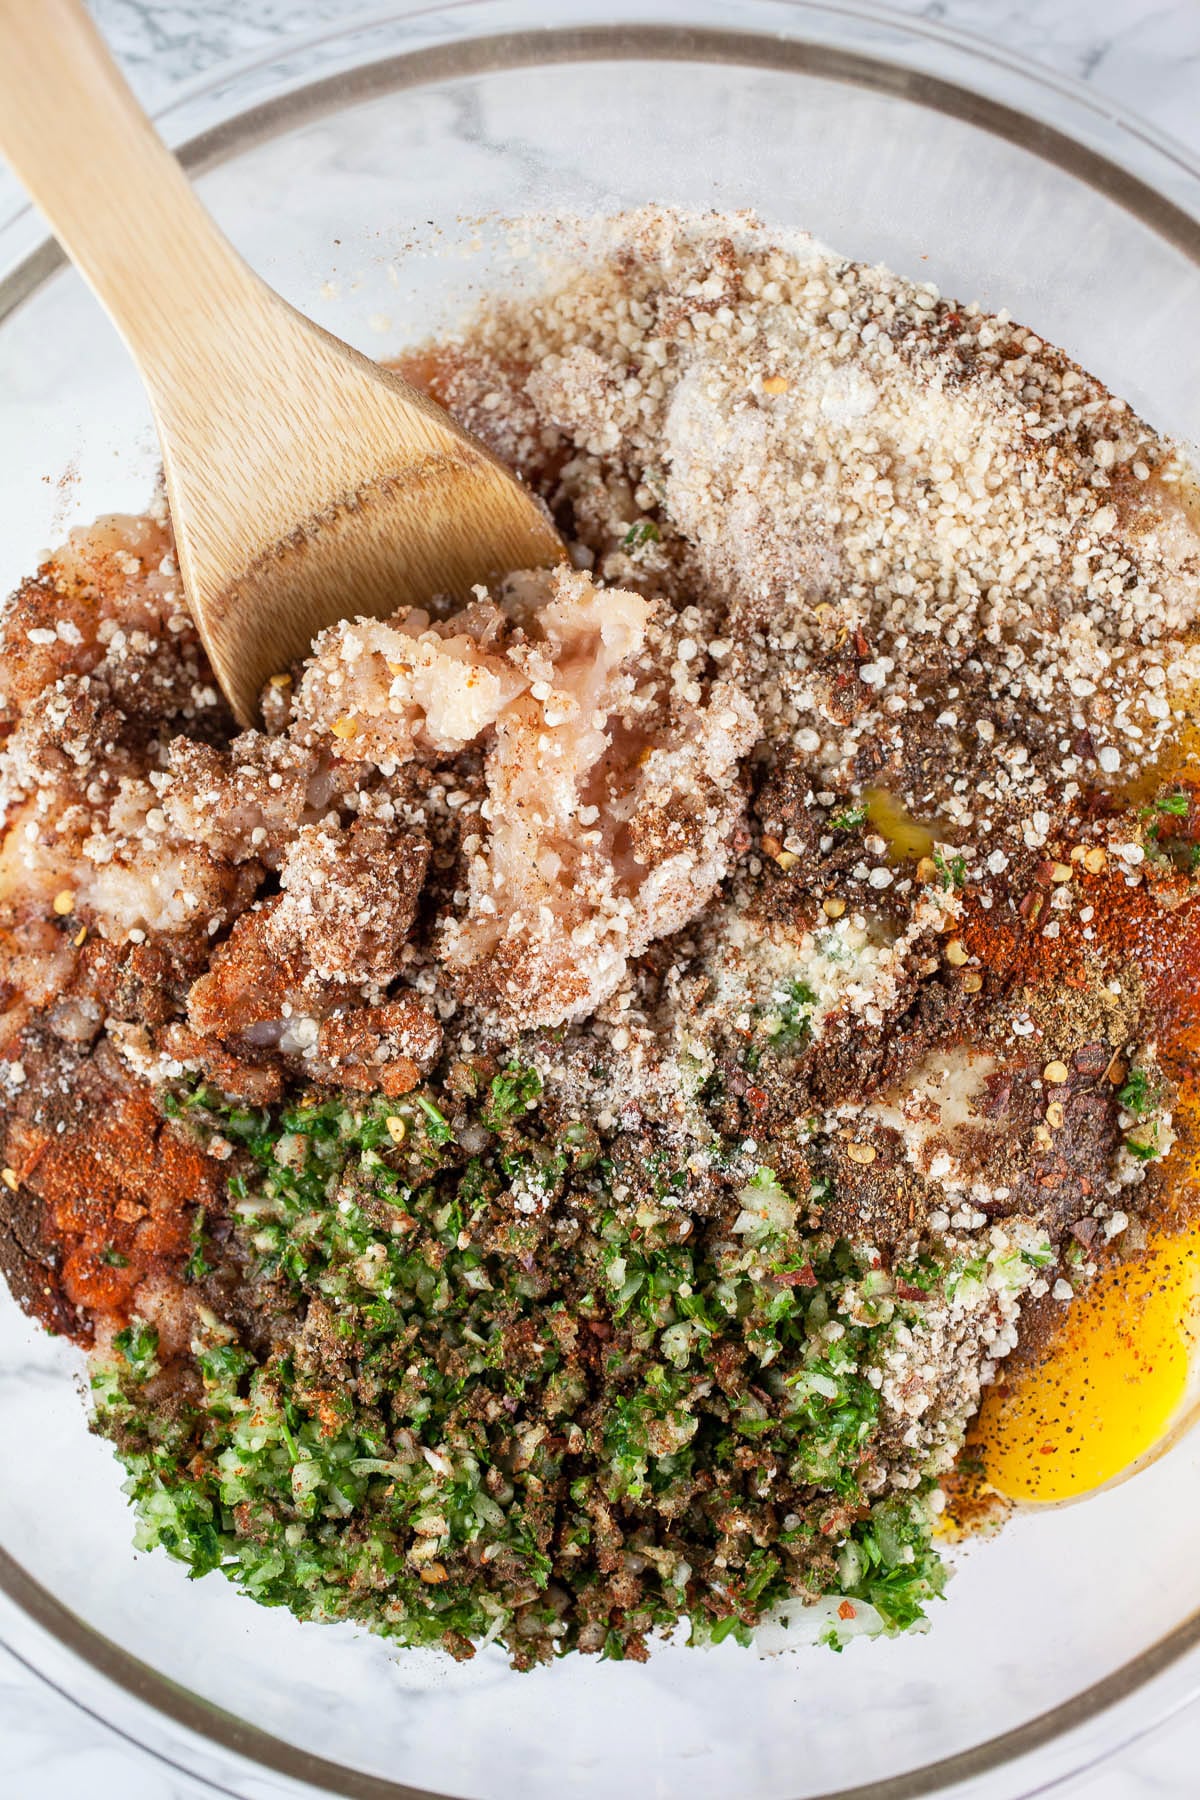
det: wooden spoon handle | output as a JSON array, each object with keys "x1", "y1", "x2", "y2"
[{"x1": 0, "y1": 0, "x2": 256, "y2": 389}]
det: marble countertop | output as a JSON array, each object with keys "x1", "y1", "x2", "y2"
[{"x1": 2, "y1": 2, "x2": 1200, "y2": 1797}]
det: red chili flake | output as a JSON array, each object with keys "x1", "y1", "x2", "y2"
[
  {"x1": 853, "y1": 628, "x2": 871, "y2": 658},
  {"x1": 776, "y1": 1264, "x2": 818, "y2": 1288},
  {"x1": 1039, "y1": 1443, "x2": 1056, "y2": 1456},
  {"x1": 744, "y1": 1085, "x2": 769, "y2": 1115},
  {"x1": 895, "y1": 1280, "x2": 927, "y2": 1301},
  {"x1": 838, "y1": 1600, "x2": 857, "y2": 1621}
]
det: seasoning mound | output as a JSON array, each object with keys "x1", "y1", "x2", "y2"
[{"x1": 1, "y1": 209, "x2": 1198, "y2": 1668}]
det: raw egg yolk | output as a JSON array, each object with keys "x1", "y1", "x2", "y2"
[
  {"x1": 976, "y1": 1231, "x2": 1200, "y2": 1504},
  {"x1": 863, "y1": 787, "x2": 936, "y2": 863}
]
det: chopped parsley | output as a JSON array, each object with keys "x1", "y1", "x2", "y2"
[
  {"x1": 182, "y1": 1208, "x2": 213, "y2": 1284},
  {"x1": 744, "y1": 979, "x2": 818, "y2": 1071},
  {"x1": 414, "y1": 1094, "x2": 453, "y2": 1146},
  {"x1": 1155, "y1": 792, "x2": 1191, "y2": 817},
  {"x1": 482, "y1": 1063, "x2": 543, "y2": 1130},
  {"x1": 112, "y1": 1319, "x2": 159, "y2": 1382},
  {"x1": 895, "y1": 1255, "x2": 943, "y2": 1293},
  {"x1": 91, "y1": 1079, "x2": 948, "y2": 1668},
  {"x1": 1119, "y1": 1064, "x2": 1168, "y2": 1160},
  {"x1": 829, "y1": 1497, "x2": 948, "y2": 1640},
  {"x1": 621, "y1": 519, "x2": 660, "y2": 550},
  {"x1": 1145, "y1": 824, "x2": 1200, "y2": 874},
  {"x1": 828, "y1": 805, "x2": 867, "y2": 831},
  {"x1": 1142, "y1": 791, "x2": 1200, "y2": 874},
  {"x1": 762, "y1": 978, "x2": 817, "y2": 1053},
  {"x1": 932, "y1": 851, "x2": 967, "y2": 892},
  {"x1": 1118, "y1": 1068, "x2": 1158, "y2": 1119}
]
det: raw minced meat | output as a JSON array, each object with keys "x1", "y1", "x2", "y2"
[{"x1": 295, "y1": 565, "x2": 757, "y2": 1024}]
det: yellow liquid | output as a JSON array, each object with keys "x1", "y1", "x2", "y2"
[
  {"x1": 977, "y1": 1231, "x2": 1200, "y2": 1504},
  {"x1": 863, "y1": 787, "x2": 935, "y2": 862}
]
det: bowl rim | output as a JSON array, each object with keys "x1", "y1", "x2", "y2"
[
  {"x1": 3, "y1": 0, "x2": 1200, "y2": 314},
  {"x1": 3, "y1": 5, "x2": 1200, "y2": 1797}
]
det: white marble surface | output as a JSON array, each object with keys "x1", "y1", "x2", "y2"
[{"x1": 2, "y1": 2, "x2": 1200, "y2": 1797}]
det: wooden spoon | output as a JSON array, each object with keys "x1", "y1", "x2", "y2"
[{"x1": 0, "y1": 0, "x2": 565, "y2": 724}]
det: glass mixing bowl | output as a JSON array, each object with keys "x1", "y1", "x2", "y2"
[{"x1": 2, "y1": 4, "x2": 1200, "y2": 1796}]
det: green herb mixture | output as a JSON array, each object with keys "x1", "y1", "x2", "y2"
[{"x1": 93, "y1": 1069, "x2": 948, "y2": 1666}]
